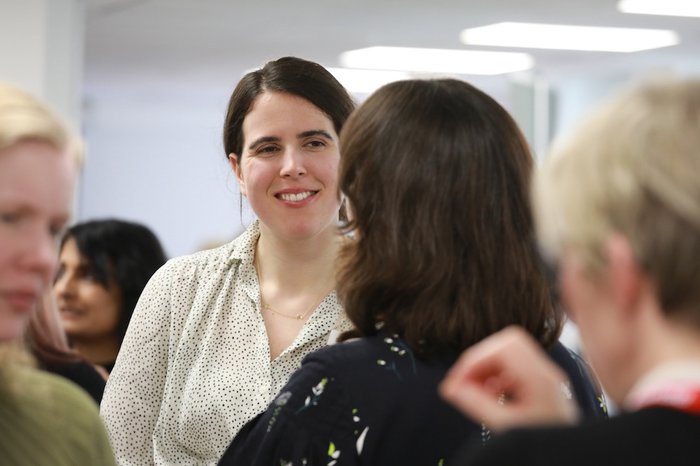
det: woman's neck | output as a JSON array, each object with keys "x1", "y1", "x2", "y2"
[
  {"x1": 623, "y1": 313, "x2": 700, "y2": 409},
  {"x1": 71, "y1": 335, "x2": 121, "y2": 367},
  {"x1": 255, "y1": 226, "x2": 340, "y2": 296}
]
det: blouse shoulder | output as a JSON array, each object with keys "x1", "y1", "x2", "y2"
[{"x1": 154, "y1": 220, "x2": 260, "y2": 284}]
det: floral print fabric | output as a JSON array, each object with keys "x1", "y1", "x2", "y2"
[{"x1": 219, "y1": 332, "x2": 606, "y2": 465}]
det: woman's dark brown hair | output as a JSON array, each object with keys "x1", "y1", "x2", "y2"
[
  {"x1": 59, "y1": 219, "x2": 167, "y2": 344},
  {"x1": 338, "y1": 79, "x2": 561, "y2": 356},
  {"x1": 223, "y1": 56, "x2": 355, "y2": 163}
]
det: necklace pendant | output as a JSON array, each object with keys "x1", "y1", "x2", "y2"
[{"x1": 296, "y1": 314, "x2": 303, "y2": 320}]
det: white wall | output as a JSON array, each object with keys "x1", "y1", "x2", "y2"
[
  {"x1": 79, "y1": 83, "x2": 255, "y2": 258},
  {"x1": 0, "y1": 0, "x2": 84, "y2": 127}
]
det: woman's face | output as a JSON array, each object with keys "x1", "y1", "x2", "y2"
[
  {"x1": 230, "y1": 91, "x2": 341, "y2": 241},
  {"x1": 0, "y1": 141, "x2": 74, "y2": 342},
  {"x1": 54, "y1": 238, "x2": 122, "y2": 343}
]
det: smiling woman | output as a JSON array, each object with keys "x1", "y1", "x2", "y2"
[
  {"x1": 100, "y1": 56, "x2": 356, "y2": 465},
  {"x1": 0, "y1": 82, "x2": 116, "y2": 465},
  {"x1": 53, "y1": 219, "x2": 166, "y2": 374},
  {"x1": 230, "y1": 91, "x2": 343, "y2": 243}
]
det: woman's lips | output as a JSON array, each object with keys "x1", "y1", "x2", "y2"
[
  {"x1": 274, "y1": 189, "x2": 321, "y2": 208},
  {"x1": 2, "y1": 291, "x2": 39, "y2": 314},
  {"x1": 58, "y1": 307, "x2": 83, "y2": 319}
]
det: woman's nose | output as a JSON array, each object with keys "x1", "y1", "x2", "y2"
[
  {"x1": 22, "y1": 231, "x2": 58, "y2": 287},
  {"x1": 53, "y1": 267, "x2": 74, "y2": 297},
  {"x1": 279, "y1": 148, "x2": 307, "y2": 177}
]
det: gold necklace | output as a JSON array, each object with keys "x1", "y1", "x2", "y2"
[{"x1": 260, "y1": 299, "x2": 315, "y2": 320}]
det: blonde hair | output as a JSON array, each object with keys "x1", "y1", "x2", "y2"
[
  {"x1": 0, "y1": 82, "x2": 82, "y2": 163},
  {"x1": 25, "y1": 291, "x2": 77, "y2": 365},
  {"x1": 535, "y1": 77, "x2": 700, "y2": 319},
  {"x1": 0, "y1": 84, "x2": 81, "y2": 388}
]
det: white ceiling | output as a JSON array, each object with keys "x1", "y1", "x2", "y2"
[{"x1": 83, "y1": 0, "x2": 700, "y2": 99}]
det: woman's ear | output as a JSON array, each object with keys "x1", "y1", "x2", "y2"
[{"x1": 228, "y1": 153, "x2": 246, "y2": 197}]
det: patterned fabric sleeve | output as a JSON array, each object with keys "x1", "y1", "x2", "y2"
[
  {"x1": 100, "y1": 262, "x2": 174, "y2": 465},
  {"x1": 219, "y1": 356, "x2": 359, "y2": 466},
  {"x1": 548, "y1": 341, "x2": 608, "y2": 418}
]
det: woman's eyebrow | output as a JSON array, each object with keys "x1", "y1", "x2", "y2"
[
  {"x1": 247, "y1": 136, "x2": 280, "y2": 150},
  {"x1": 298, "y1": 129, "x2": 334, "y2": 141},
  {"x1": 248, "y1": 130, "x2": 334, "y2": 150}
]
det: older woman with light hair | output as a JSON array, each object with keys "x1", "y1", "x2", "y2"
[
  {"x1": 0, "y1": 82, "x2": 115, "y2": 465},
  {"x1": 441, "y1": 77, "x2": 700, "y2": 466}
]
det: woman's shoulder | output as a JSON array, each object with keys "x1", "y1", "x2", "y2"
[
  {"x1": 41, "y1": 359, "x2": 106, "y2": 404},
  {"x1": 3, "y1": 366, "x2": 116, "y2": 465},
  {"x1": 307, "y1": 333, "x2": 384, "y2": 363},
  {"x1": 163, "y1": 241, "x2": 236, "y2": 273},
  {"x1": 13, "y1": 366, "x2": 100, "y2": 414},
  {"x1": 547, "y1": 341, "x2": 608, "y2": 418},
  {"x1": 6, "y1": 366, "x2": 104, "y2": 440},
  {"x1": 304, "y1": 332, "x2": 427, "y2": 381},
  {"x1": 159, "y1": 222, "x2": 259, "y2": 279}
]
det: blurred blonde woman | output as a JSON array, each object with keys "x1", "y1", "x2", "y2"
[
  {"x1": 0, "y1": 82, "x2": 115, "y2": 465},
  {"x1": 442, "y1": 78, "x2": 700, "y2": 466}
]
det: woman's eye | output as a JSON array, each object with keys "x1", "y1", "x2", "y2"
[
  {"x1": 305, "y1": 140, "x2": 327, "y2": 150},
  {"x1": 0, "y1": 212, "x2": 19, "y2": 224},
  {"x1": 256, "y1": 145, "x2": 279, "y2": 156},
  {"x1": 49, "y1": 224, "x2": 66, "y2": 240},
  {"x1": 77, "y1": 267, "x2": 98, "y2": 282}
]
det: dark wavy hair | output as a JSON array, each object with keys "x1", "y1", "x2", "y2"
[
  {"x1": 223, "y1": 56, "x2": 355, "y2": 163},
  {"x1": 337, "y1": 79, "x2": 562, "y2": 356},
  {"x1": 59, "y1": 219, "x2": 167, "y2": 342}
]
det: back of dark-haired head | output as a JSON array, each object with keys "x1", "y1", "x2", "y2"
[
  {"x1": 60, "y1": 219, "x2": 167, "y2": 343},
  {"x1": 338, "y1": 79, "x2": 561, "y2": 356},
  {"x1": 223, "y1": 56, "x2": 355, "y2": 163}
]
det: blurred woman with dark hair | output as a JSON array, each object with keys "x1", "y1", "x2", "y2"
[
  {"x1": 54, "y1": 219, "x2": 166, "y2": 373},
  {"x1": 220, "y1": 78, "x2": 605, "y2": 465}
]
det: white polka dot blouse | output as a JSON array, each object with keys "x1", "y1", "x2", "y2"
[{"x1": 100, "y1": 220, "x2": 351, "y2": 465}]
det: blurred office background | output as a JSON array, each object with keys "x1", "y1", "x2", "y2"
[{"x1": 1, "y1": 0, "x2": 699, "y2": 258}]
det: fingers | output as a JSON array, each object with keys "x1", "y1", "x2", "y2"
[
  {"x1": 440, "y1": 326, "x2": 579, "y2": 432},
  {"x1": 440, "y1": 376, "x2": 507, "y2": 426}
]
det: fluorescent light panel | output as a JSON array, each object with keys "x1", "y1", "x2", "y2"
[
  {"x1": 339, "y1": 46, "x2": 533, "y2": 75},
  {"x1": 327, "y1": 68, "x2": 411, "y2": 94},
  {"x1": 618, "y1": 0, "x2": 700, "y2": 17},
  {"x1": 460, "y1": 22, "x2": 679, "y2": 52}
]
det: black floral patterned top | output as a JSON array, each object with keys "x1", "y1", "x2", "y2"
[{"x1": 219, "y1": 331, "x2": 606, "y2": 466}]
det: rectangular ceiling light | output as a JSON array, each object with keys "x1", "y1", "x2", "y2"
[
  {"x1": 618, "y1": 0, "x2": 700, "y2": 17},
  {"x1": 339, "y1": 46, "x2": 533, "y2": 76},
  {"x1": 460, "y1": 22, "x2": 679, "y2": 52},
  {"x1": 327, "y1": 68, "x2": 411, "y2": 94}
]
